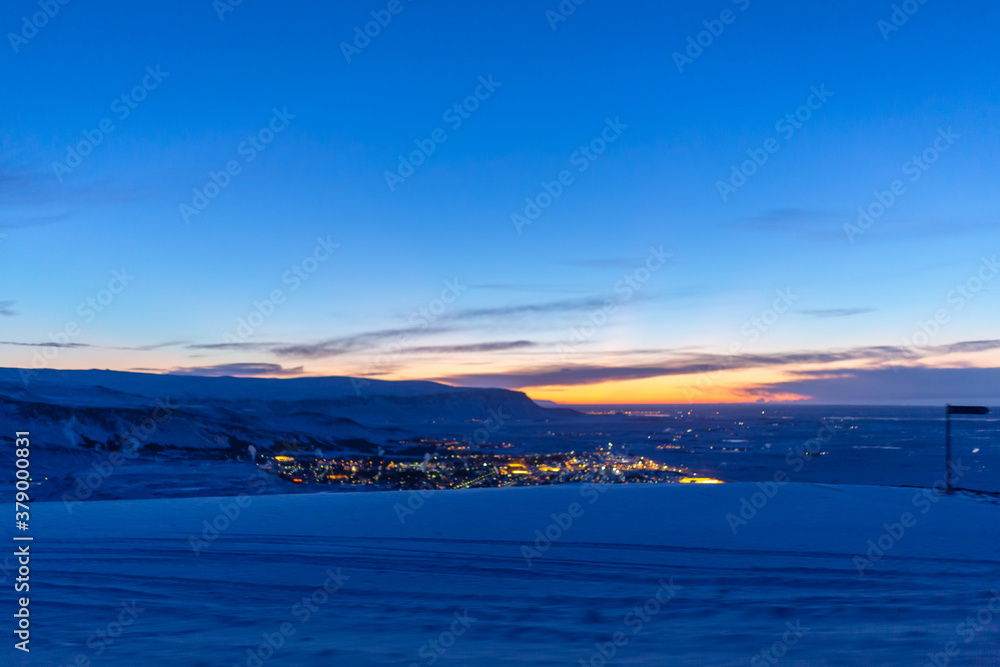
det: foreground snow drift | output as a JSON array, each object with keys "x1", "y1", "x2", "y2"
[{"x1": 6, "y1": 483, "x2": 1000, "y2": 665}]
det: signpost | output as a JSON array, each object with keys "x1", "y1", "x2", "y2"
[{"x1": 945, "y1": 404, "x2": 990, "y2": 493}]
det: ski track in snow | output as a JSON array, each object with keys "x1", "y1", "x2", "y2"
[{"x1": 6, "y1": 483, "x2": 1000, "y2": 666}]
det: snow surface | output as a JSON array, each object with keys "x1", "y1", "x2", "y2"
[{"x1": 5, "y1": 482, "x2": 999, "y2": 665}]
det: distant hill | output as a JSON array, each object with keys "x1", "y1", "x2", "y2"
[{"x1": 0, "y1": 368, "x2": 584, "y2": 459}]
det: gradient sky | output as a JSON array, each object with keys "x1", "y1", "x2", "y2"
[{"x1": 2, "y1": 0, "x2": 999, "y2": 403}]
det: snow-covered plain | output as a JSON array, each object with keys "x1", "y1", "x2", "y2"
[{"x1": 6, "y1": 482, "x2": 1000, "y2": 665}]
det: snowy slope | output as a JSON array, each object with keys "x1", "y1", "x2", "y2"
[
  {"x1": 0, "y1": 369, "x2": 585, "y2": 495},
  {"x1": 6, "y1": 483, "x2": 999, "y2": 665},
  {"x1": 0, "y1": 368, "x2": 481, "y2": 404}
]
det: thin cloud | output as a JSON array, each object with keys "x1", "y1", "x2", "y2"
[
  {"x1": 444, "y1": 296, "x2": 612, "y2": 322},
  {"x1": 406, "y1": 340, "x2": 536, "y2": 354},
  {"x1": 167, "y1": 363, "x2": 305, "y2": 377},
  {"x1": 560, "y1": 258, "x2": 662, "y2": 269},
  {"x1": 184, "y1": 297, "x2": 638, "y2": 361},
  {"x1": 754, "y1": 367, "x2": 1000, "y2": 404},
  {"x1": 271, "y1": 326, "x2": 451, "y2": 359},
  {"x1": 237, "y1": 298, "x2": 618, "y2": 360},
  {"x1": 435, "y1": 339, "x2": 1000, "y2": 388},
  {"x1": 187, "y1": 341, "x2": 282, "y2": 352},
  {"x1": 799, "y1": 308, "x2": 876, "y2": 318},
  {"x1": 0, "y1": 168, "x2": 35, "y2": 189},
  {"x1": 0, "y1": 301, "x2": 17, "y2": 316},
  {"x1": 0, "y1": 340, "x2": 91, "y2": 348},
  {"x1": 0, "y1": 212, "x2": 72, "y2": 230},
  {"x1": 728, "y1": 208, "x2": 835, "y2": 234},
  {"x1": 124, "y1": 340, "x2": 190, "y2": 351},
  {"x1": 186, "y1": 325, "x2": 452, "y2": 360},
  {"x1": 940, "y1": 339, "x2": 1000, "y2": 355},
  {"x1": 0, "y1": 339, "x2": 190, "y2": 350},
  {"x1": 186, "y1": 328, "x2": 446, "y2": 358},
  {"x1": 0, "y1": 162, "x2": 147, "y2": 229},
  {"x1": 470, "y1": 283, "x2": 590, "y2": 294}
]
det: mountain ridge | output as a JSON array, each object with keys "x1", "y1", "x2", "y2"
[{"x1": 0, "y1": 367, "x2": 584, "y2": 458}]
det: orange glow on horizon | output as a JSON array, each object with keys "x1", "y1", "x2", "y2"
[
  {"x1": 25, "y1": 344, "x2": 1000, "y2": 406},
  {"x1": 516, "y1": 367, "x2": 811, "y2": 404}
]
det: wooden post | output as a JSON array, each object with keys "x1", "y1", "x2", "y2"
[
  {"x1": 944, "y1": 405, "x2": 989, "y2": 494},
  {"x1": 945, "y1": 404, "x2": 952, "y2": 494}
]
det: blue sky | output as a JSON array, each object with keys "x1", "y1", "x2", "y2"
[{"x1": 2, "y1": 0, "x2": 999, "y2": 403}]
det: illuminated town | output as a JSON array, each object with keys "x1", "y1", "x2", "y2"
[{"x1": 259, "y1": 447, "x2": 725, "y2": 490}]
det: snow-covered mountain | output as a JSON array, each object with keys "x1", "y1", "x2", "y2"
[
  {"x1": 0, "y1": 368, "x2": 589, "y2": 501},
  {"x1": 0, "y1": 368, "x2": 580, "y2": 456}
]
